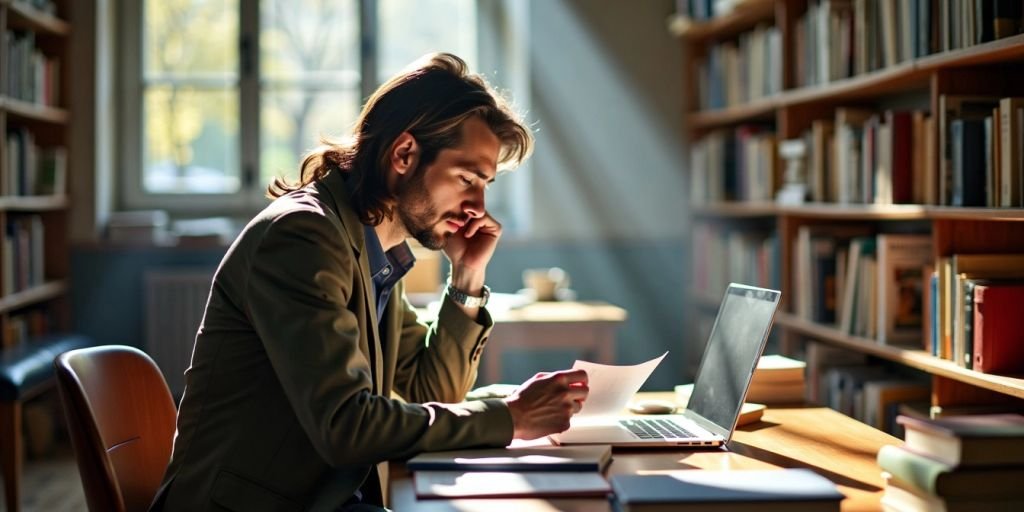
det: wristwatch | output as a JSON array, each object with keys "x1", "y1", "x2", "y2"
[{"x1": 446, "y1": 279, "x2": 490, "y2": 308}]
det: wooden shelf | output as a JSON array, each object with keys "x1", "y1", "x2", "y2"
[
  {"x1": 692, "y1": 201, "x2": 931, "y2": 220},
  {"x1": 684, "y1": 33, "x2": 1024, "y2": 126},
  {"x1": 688, "y1": 99, "x2": 777, "y2": 130},
  {"x1": 778, "y1": 203, "x2": 928, "y2": 220},
  {"x1": 925, "y1": 207, "x2": 1024, "y2": 221},
  {"x1": 0, "y1": 96, "x2": 69, "y2": 124},
  {"x1": 775, "y1": 312, "x2": 1024, "y2": 399},
  {"x1": 916, "y1": 33, "x2": 1024, "y2": 71},
  {"x1": 3, "y1": 0, "x2": 69, "y2": 35},
  {"x1": 0, "y1": 195, "x2": 68, "y2": 211},
  {"x1": 0, "y1": 280, "x2": 67, "y2": 314},
  {"x1": 691, "y1": 201, "x2": 779, "y2": 218},
  {"x1": 668, "y1": 0, "x2": 775, "y2": 42},
  {"x1": 779, "y1": 61, "x2": 926, "y2": 107}
]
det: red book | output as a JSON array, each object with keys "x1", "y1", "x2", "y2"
[
  {"x1": 889, "y1": 111, "x2": 914, "y2": 203},
  {"x1": 973, "y1": 283, "x2": 1024, "y2": 374}
]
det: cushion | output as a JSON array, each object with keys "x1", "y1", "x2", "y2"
[{"x1": 0, "y1": 334, "x2": 94, "y2": 401}]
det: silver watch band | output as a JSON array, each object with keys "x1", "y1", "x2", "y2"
[{"x1": 446, "y1": 280, "x2": 490, "y2": 308}]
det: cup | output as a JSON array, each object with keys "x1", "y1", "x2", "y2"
[{"x1": 522, "y1": 267, "x2": 569, "y2": 301}]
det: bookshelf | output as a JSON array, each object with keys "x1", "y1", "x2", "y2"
[
  {"x1": 674, "y1": 0, "x2": 1024, "y2": 417},
  {"x1": 0, "y1": 0, "x2": 71, "y2": 348}
]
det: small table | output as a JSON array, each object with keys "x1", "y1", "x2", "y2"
[{"x1": 483, "y1": 301, "x2": 628, "y2": 383}]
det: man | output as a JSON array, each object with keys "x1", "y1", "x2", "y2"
[{"x1": 150, "y1": 53, "x2": 589, "y2": 512}]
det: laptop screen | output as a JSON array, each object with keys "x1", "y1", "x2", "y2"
[{"x1": 687, "y1": 284, "x2": 780, "y2": 440}]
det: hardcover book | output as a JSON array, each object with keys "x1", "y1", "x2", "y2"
[
  {"x1": 610, "y1": 469, "x2": 843, "y2": 512},
  {"x1": 972, "y1": 281, "x2": 1024, "y2": 374},
  {"x1": 877, "y1": 444, "x2": 1024, "y2": 498},
  {"x1": 897, "y1": 413, "x2": 1024, "y2": 466}
]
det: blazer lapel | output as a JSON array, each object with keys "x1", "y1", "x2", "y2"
[{"x1": 318, "y1": 171, "x2": 384, "y2": 394}]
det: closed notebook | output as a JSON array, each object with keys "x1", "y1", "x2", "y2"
[
  {"x1": 897, "y1": 413, "x2": 1024, "y2": 466},
  {"x1": 413, "y1": 471, "x2": 610, "y2": 499},
  {"x1": 610, "y1": 469, "x2": 844, "y2": 512},
  {"x1": 406, "y1": 444, "x2": 612, "y2": 472}
]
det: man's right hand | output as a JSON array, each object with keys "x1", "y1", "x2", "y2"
[{"x1": 504, "y1": 369, "x2": 589, "y2": 440}]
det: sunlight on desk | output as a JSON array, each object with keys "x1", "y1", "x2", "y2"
[{"x1": 391, "y1": 392, "x2": 901, "y2": 512}]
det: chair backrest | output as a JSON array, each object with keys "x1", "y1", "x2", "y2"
[{"x1": 54, "y1": 345, "x2": 177, "y2": 512}]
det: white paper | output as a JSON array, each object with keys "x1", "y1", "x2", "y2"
[{"x1": 572, "y1": 352, "x2": 667, "y2": 417}]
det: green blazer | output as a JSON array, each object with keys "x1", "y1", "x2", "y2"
[{"x1": 151, "y1": 170, "x2": 513, "y2": 512}]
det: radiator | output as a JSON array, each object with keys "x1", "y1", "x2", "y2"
[{"x1": 144, "y1": 268, "x2": 215, "y2": 397}]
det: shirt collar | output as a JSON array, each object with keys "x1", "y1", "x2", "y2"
[{"x1": 362, "y1": 224, "x2": 416, "y2": 282}]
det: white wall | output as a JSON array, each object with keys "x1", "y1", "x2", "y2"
[{"x1": 528, "y1": 0, "x2": 688, "y2": 241}]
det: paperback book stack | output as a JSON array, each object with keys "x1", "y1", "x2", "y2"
[
  {"x1": 878, "y1": 413, "x2": 1024, "y2": 511},
  {"x1": 746, "y1": 354, "x2": 806, "y2": 404}
]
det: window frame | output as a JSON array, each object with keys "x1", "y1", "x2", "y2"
[{"x1": 117, "y1": 0, "x2": 532, "y2": 233}]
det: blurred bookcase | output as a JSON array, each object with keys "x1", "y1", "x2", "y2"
[
  {"x1": 672, "y1": 0, "x2": 1024, "y2": 427},
  {"x1": 0, "y1": 0, "x2": 70, "y2": 348}
]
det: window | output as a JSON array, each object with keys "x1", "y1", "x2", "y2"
[{"x1": 120, "y1": 0, "x2": 493, "y2": 217}]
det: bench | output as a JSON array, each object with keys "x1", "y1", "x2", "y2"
[{"x1": 0, "y1": 334, "x2": 93, "y2": 512}]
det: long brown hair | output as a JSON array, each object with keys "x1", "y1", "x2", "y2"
[{"x1": 267, "y1": 53, "x2": 533, "y2": 226}]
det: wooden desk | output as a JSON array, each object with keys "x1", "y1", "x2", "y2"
[
  {"x1": 390, "y1": 393, "x2": 899, "y2": 512},
  {"x1": 419, "y1": 300, "x2": 628, "y2": 384},
  {"x1": 484, "y1": 301, "x2": 627, "y2": 383}
]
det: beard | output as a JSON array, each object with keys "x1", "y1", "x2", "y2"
[{"x1": 395, "y1": 168, "x2": 463, "y2": 250}]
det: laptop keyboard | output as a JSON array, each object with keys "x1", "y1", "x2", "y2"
[{"x1": 620, "y1": 418, "x2": 697, "y2": 440}]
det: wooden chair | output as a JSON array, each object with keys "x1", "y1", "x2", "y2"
[{"x1": 54, "y1": 345, "x2": 177, "y2": 512}]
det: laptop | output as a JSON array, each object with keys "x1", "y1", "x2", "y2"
[{"x1": 549, "y1": 283, "x2": 781, "y2": 447}]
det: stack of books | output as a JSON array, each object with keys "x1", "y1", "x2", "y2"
[
  {"x1": 746, "y1": 354, "x2": 806, "y2": 404},
  {"x1": 878, "y1": 413, "x2": 1024, "y2": 511}
]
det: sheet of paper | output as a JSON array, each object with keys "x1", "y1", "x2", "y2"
[{"x1": 572, "y1": 352, "x2": 667, "y2": 417}]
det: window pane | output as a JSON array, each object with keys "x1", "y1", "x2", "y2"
[
  {"x1": 377, "y1": 0, "x2": 478, "y2": 83},
  {"x1": 260, "y1": 89, "x2": 360, "y2": 184},
  {"x1": 143, "y1": 87, "x2": 240, "y2": 194},
  {"x1": 144, "y1": 0, "x2": 238, "y2": 77},
  {"x1": 260, "y1": 0, "x2": 360, "y2": 184}
]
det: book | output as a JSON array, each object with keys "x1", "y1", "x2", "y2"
[
  {"x1": 751, "y1": 354, "x2": 806, "y2": 383},
  {"x1": 877, "y1": 444, "x2": 1024, "y2": 498},
  {"x1": 804, "y1": 341, "x2": 867, "y2": 405},
  {"x1": 746, "y1": 380, "x2": 806, "y2": 405},
  {"x1": 861, "y1": 380, "x2": 929, "y2": 433},
  {"x1": 881, "y1": 474, "x2": 1024, "y2": 512},
  {"x1": 946, "y1": 252, "x2": 1024, "y2": 366},
  {"x1": 610, "y1": 469, "x2": 843, "y2": 512},
  {"x1": 972, "y1": 281, "x2": 1024, "y2": 374},
  {"x1": 897, "y1": 414, "x2": 1024, "y2": 466},
  {"x1": 413, "y1": 470, "x2": 610, "y2": 499},
  {"x1": 406, "y1": 444, "x2": 612, "y2": 473},
  {"x1": 673, "y1": 384, "x2": 767, "y2": 426},
  {"x1": 939, "y1": 95, "x2": 1001, "y2": 205},
  {"x1": 875, "y1": 234, "x2": 932, "y2": 345}
]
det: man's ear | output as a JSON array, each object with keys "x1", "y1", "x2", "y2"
[{"x1": 389, "y1": 132, "x2": 420, "y2": 176}]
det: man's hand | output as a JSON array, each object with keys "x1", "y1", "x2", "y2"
[
  {"x1": 444, "y1": 212, "x2": 501, "y2": 318},
  {"x1": 444, "y1": 212, "x2": 501, "y2": 294},
  {"x1": 504, "y1": 369, "x2": 589, "y2": 440}
]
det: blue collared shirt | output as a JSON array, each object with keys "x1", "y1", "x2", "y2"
[{"x1": 362, "y1": 225, "x2": 416, "y2": 326}]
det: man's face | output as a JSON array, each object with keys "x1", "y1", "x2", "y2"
[{"x1": 395, "y1": 116, "x2": 500, "y2": 249}]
